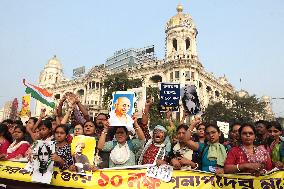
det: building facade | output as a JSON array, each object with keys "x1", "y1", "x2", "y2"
[{"x1": 35, "y1": 5, "x2": 273, "y2": 120}]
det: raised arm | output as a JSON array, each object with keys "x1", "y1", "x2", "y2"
[
  {"x1": 184, "y1": 118, "x2": 201, "y2": 151},
  {"x1": 57, "y1": 93, "x2": 67, "y2": 117},
  {"x1": 61, "y1": 106, "x2": 74, "y2": 125},
  {"x1": 31, "y1": 108, "x2": 46, "y2": 132},
  {"x1": 133, "y1": 113, "x2": 145, "y2": 141},
  {"x1": 141, "y1": 97, "x2": 152, "y2": 125},
  {"x1": 97, "y1": 120, "x2": 109, "y2": 150},
  {"x1": 76, "y1": 101, "x2": 90, "y2": 121},
  {"x1": 166, "y1": 110, "x2": 175, "y2": 133},
  {"x1": 179, "y1": 110, "x2": 188, "y2": 125}
]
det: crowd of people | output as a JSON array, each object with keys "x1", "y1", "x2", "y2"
[{"x1": 0, "y1": 92, "x2": 283, "y2": 177}]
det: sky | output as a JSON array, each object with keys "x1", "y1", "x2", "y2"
[{"x1": 0, "y1": 0, "x2": 284, "y2": 117}]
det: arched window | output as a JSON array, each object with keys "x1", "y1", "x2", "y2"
[
  {"x1": 173, "y1": 38, "x2": 177, "y2": 51},
  {"x1": 186, "y1": 38, "x2": 190, "y2": 50}
]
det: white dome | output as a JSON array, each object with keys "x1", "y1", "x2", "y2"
[
  {"x1": 165, "y1": 4, "x2": 195, "y2": 32},
  {"x1": 44, "y1": 55, "x2": 62, "y2": 70}
]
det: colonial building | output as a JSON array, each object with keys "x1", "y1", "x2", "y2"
[{"x1": 35, "y1": 5, "x2": 272, "y2": 120}]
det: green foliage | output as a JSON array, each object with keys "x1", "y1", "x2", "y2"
[
  {"x1": 203, "y1": 93, "x2": 267, "y2": 124},
  {"x1": 145, "y1": 86, "x2": 164, "y2": 129},
  {"x1": 102, "y1": 72, "x2": 142, "y2": 109},
  {"x1": 146, "y1": 86, "x2": 179, "y2": 131}
]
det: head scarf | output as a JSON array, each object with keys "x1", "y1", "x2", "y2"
[
  {"x1": 154, "y1": 125, "x2": 167, "y2": 133},
  {"x1": 138, "y1": 125, "x2": 171, "y2": 165}
]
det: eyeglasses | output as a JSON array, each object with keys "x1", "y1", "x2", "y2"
[{"x1": 74, "y1": 128, "x2": 82, "y2": 131}]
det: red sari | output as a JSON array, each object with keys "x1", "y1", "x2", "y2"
[
  {"x1": 225, "y1": 145, "x2": 272, "y2": 171},
  {"x1": 0, "y1": 139, "x2": 10, "y2": 154},
  {"x1": 6, "y1": 141, "x2": 30, "y2": 160}
]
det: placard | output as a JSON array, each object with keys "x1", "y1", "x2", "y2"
[
  {"x1": 217, "y1": 121, "x2": 230, "y2": 138},
  {"x1": 181, "y1": 85, "x2": 202, "y2": 115},
  {"x1": 128, "y1": 87, "x2": 146, "y2": 118},
  {"x1": 109, "y1": 91, "x2": 136, "y2": 133},
  {"x1": 159, "y1": 83, "x2": 180, "y2": 112},
  {"x1": 31, "y1": 140, "x2": 55, "y2": 184},
  {"x1": 146, "y1": 164, "x2": 173, "y2": 182},
  {"x1": 71, "y1": 135, "x2": 97, "y2": 175}
]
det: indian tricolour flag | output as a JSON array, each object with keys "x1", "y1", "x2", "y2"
[{"x1": 23, "y1": 79, "x2": 55, "y2": 108}]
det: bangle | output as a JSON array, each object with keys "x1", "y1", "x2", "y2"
[
  {"x1": 102, "y1": 131, "x2": 107, "y2": 135},
  {"x1": 236, "y1": 164, "x2": 240, "y2": 172},
  {"x1": 262, "y1": 169, "x2": 268, "y2": 174},
  {"x1": 134, "y1": 127, "x2": 140, "y2": 130},
  {"x1": 193, "y1": 163, "x2": 199, "y2": 170}
]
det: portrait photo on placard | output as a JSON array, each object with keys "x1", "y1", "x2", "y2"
[
  {"x1": 180, "y1": 85, "x2": 202, "y2": 115},
  {"x1": 109, "y1": 91, "x2": 135, "y2": 132},
  {"x1": 31, "y1": 140, "x2": 55, "y2": 184},
  {"x1": 71, "y1": 135, "x2": 96, "y2": 175}
]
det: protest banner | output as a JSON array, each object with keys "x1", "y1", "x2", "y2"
[
  {"x1": 159, "y1": 83, "x2": 180, "y2": 112},
  {"x1": 1, "y1": 161, "x2": 284, "y2": 189}
]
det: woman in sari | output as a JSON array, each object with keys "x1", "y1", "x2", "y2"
[
  {"x1": 267, "y1": 121, "x2": 284, "y2": 169},
  {"x1": 185, "y1": 120, "x2": 227, "y2": 174},
  {"x1": 224, "y1": 123, "x2": 272, "y2": 175},
  {"x1": 0, "y1": 125, "x2": 30, "y2": 161},
  {"x1": 0, "y1": 124, "x2": 13, "y2": 155},
  {"x1": 97, "y1": 115, "x2": 145, "y2": 168}
]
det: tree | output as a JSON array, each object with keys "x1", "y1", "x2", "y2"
[
  {"x1": 146, "y1": 86, "x2": 166, "y2": 129},
  {"x1": 102, "y1": 72, "x2": 142, "y2": 109},
  {"x1": 146, "y1": 86, "x2": 180, "y2": 131},
  {"x1": 203, "y1": 101, "x2": 234, "y2": 123},
  {"x1": 203, "y1": 93, "x2": 267, "y2": 124}
]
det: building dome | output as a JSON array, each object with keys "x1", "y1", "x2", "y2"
[
  {"x1": 166, "y1": 4, "x2": 194, "y2": 32},
  {"x1": 44, "y1": 55, "x2": 62, "y2": 70}
]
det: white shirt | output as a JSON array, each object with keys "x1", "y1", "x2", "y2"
[{"x1": 109, "y1": 111, "x2": 134, "y2": 133}]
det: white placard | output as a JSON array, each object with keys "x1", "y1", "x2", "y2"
[
  {"x1": 31, "y1": 140, "x2": 55, "y2": 184},
  {"x1": 128, "y1": 87, "x2": 146, "y2": 118},
  {"x1": 217, "y1": 121, "x2": 230, "y2": 138},
  {"x1": 146, "y1": 165, "x2": 173, "y2": 183}
]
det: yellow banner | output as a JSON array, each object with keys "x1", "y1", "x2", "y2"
[
  {"x1": 19, "y1": 95, "x2": 30, "y2": 117},
  {"x1": 0, "y1": 161, "x2": 284, "y2": 189}
]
